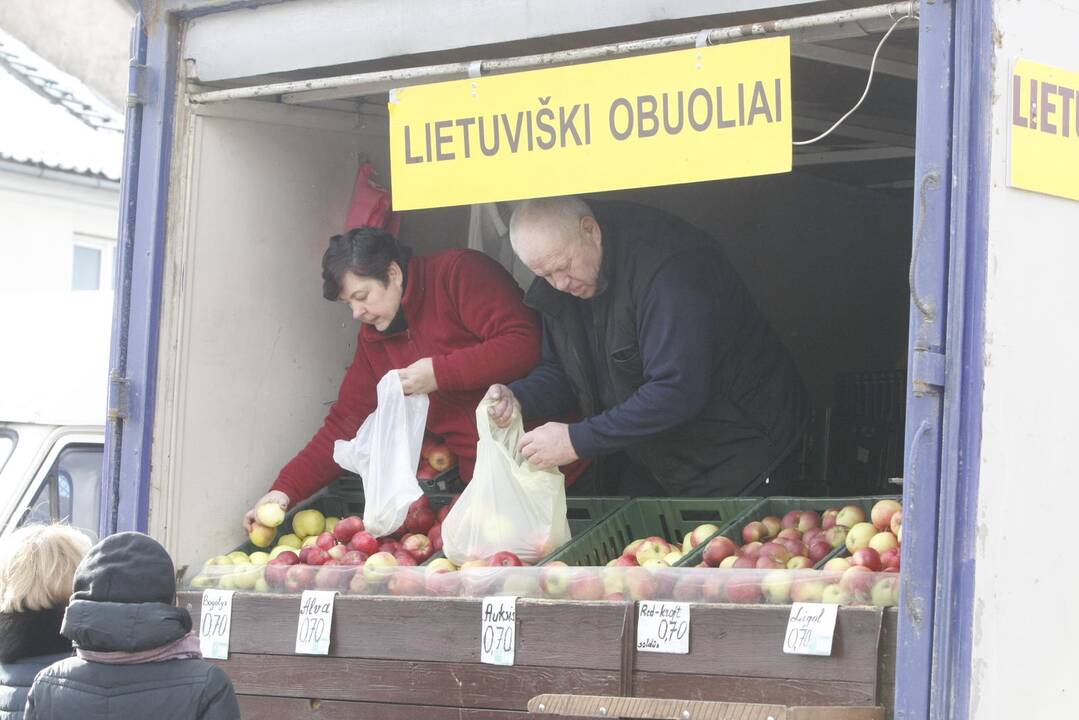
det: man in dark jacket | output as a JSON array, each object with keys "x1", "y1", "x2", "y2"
[
  {"x1": 488, "y1": 197, "x2": 809, "y2": 496},
  {"x1": 24, "y1": 532, "x2": 239, "y2": 720}
]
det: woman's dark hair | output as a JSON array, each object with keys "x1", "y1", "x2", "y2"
[{"x1": 322, "y1": 226, "x2": 401, "y2": 301}]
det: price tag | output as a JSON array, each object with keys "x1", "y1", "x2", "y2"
[
  {"x1": 636, "y1": 601, "x2": 690, "y2": 654},
  {"x1": 199, "y1": 589, "x2": 234, "y2": 660},
  {"x1": 294, "y1": 590, "x2": 337, "y2": 655},
  {"x1": 783, "y1": 602, "x2": 838, "y2": 656},
  {"x1": 480, "y1": 596, "x2": 517, "y2": 666}
]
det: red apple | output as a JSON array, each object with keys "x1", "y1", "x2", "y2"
[
  {"x1": 284, "y1": 564, "x2": 317, "y2": 592},
  {"x1": 315, "y1": 565, "x2": 352, "y2": 591},
  {"x1": 347, "y1": 571, "x2": 370, "y2": 595},
  {"x1": 417, "y1": 464, "x2": 438, "y2": 481},
  {"x1": 428, "y1": 444, "x2": 456, "y2": 471},
  {"x1": 401, "y1": 533, "x2": 434, "y2": 562},
  {"x1": 702, "y1": 536, "x2": 739, "y2": 567},
  {"x1": 758, "y1": 542, "x2": 792, "y2": 565},
  {"x1": 315, "y1": 532, "x2": 336, "y2": 551},
  {"x1": 394, "y1": 550, "x2": 418, "y2": 567},
  {"x1": 726, "y1": 575, "x2": 763, "y2": 604},
  {"x1": 700, "y1": 574, "x2": 727, "y2": 603},
  {"x1": 779, "y1": 538, "x2": 806, "y2": 558},
  {"x1": 802, "y1": 527, "x2": 825, "y2": 546},
  {"x1": 388, "y1": 569, "x2": 426, "y2": 596},
  {"x1": 756, "y1": 556, "x2": 786, "y2": 570},
  {"x1": 428, "y1": 524, "x2": 443, "y2": 552},
  {"x1": 824, "y1": 525, "x2": 849, "y2": 549},
  {"x1": 568, "y1": 570, "x2": 605, "y2": 601},
  {"x1": 742, "y1": 521, "x2": 768, "y2": 544},
  {"x1": 264, "y1": 555, "x2": 295, "y2": 588},
  {"x1": 739, "y1": 541, "x2": 763, "y2": 560},
  {"x1": 297, "y1": 547, "x2": 314, "y2": 564},
  {"x1": 733, "y1": 556, "x2": 758, "y2": 569},
  {"x1": 821, "y1": 507, "x2": 840, "y2": 530},
  {"x1": 362, "y1": 552, "x2": 398, "y2": 583},
  {"x1": 420, "y1": 436, "x2": 440, "y2": 460},
  {"x1": 851, "y1": 547, "x2": 883, "y2": 571},
  {"x1": 622, "y1": 539, "x2": 645, "y2": 558},
  {"x1": 672, "y1": 574, "x2": 703, "y2": 602},
  {"x1": 890, "y1": 510, "x2": 903, "y2": 537},
  {"x1": 340, "y1": 550, "x2": 367, "y2": 566},
  {"x1": 437, "y1": 505, "x2": 452, "y2": 523},
  {"x1": 306, "y1": 548, "x2": 330, "y2": 566},
  {"x1": 327, "y1": 544, "x2": 347, "y2": 561},
  {"x1": 796, "y1": 511, "x2": 821, "y2": 533},
  {"x1": 840, "y1": 565, "x2": 876, "y2": 600},
  {"x1": 760, "y1": 516, "x2": 782, "y2": 539},
  {"x1": 347, "y1": 531, "x2": 379, "y2": 556},
  {"x1": 405, "y1": 505, "x2": 436, "y2": 535},
  {"x1": 488, "y1": 551, "x2": 524, "y2": 567},
  {"x1": 425, "y1": 566, "x2": 462, "y2": 597},
  {"x1": 623, "y1": 567, "x2": 658, "y2": 601},
  {"x1": 879, "y1": 547, "x2": 901, "y2": 571},
  {"x1": 808, "y1": 539, "x2": 833, "y2": 563},
  {"x1": 781, "y1": 510, "x2": 803, "y2": 529},
  {"x1": 332, "y1": 516, "x2": 364, "y2": 544},
  {"x1": 871, "y1": 499, "x2": 902, "y2": 532},
  {"x1": 776, "y1": 528, "x2": 803, "y2": 542},
  {"x1": 377, "y1": 539, "x2": 401, "y2": 555},
  {"x1": 681, "y1": 523, "x2": 721, "y2": 554},
  {"x1": 614, "y1": 555, "x2": 640, "y2": 567},
  {"x1": 787, "y1": 556, "x2": 814, "y2": 570},
  {"x1": 634, "y1": 538, "x2": 670, "y2": 565}
]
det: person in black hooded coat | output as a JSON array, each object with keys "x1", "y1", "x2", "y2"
[
  {"x1": 24, "y1": 531, "x2": 239, "y2": 720},
  {"x1": 0, "y1": 524, "x2": 91, "y2": 720}
]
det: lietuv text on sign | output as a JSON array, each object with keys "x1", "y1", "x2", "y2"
[
  {"x1": 1009, "y1": 57, "x2": 1079, "y2": 202},
  {"x1": 388, "y1": 36, "x2": 792, "y2": 210}
]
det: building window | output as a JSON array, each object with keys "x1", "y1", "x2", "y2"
[{"x1": 71, "y1": 234, "x2": 115, "y2": 291}]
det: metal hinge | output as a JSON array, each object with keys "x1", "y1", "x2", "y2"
[
  {"x1": 107, "y1": 370, "x2": 130, "y2": 420},
  {"x1": 911, "y1": 348, "x2": 945, "y2": 396},
  {"x1": 126, "y1": 61, "x2": 149, "y2": 107}
]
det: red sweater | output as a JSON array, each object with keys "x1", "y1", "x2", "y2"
[{"x1": 273, "y1": 249, "x2": 543, "y2": 504}]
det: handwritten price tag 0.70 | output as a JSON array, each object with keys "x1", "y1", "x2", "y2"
[
  {"x1": 636, "y1": 601, "x2": 690, "y2": 654},
  {"x1": 783, "y1": 602, "x2": 838, "y2": 656},
  {"x1": 199, "y1": 590, "x2": 234, "y2": 660},
  {"x1": 295, "y1": 590, "x2": 337, "y2": 655},
  {"x1": 481, "y1": 596, "x2": 517, "y2": 666}
]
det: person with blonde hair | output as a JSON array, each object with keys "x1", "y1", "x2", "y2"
[{"x1": 0, "y1": 524, "x2": 92, "y2": 720}]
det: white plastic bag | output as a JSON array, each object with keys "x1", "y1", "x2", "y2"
[
  {"x1": 441, "y1": 397, "x2": 571, "y2": 565},
  {"x1": 332, "y1": 371, "x2": 428, "y2": 537}
]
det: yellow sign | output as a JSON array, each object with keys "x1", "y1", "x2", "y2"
[
  {"x1": 388, "y1": 37, "x2": 792, "y2": 210},
  {"x1": 1009, "y1": 58, "x2": 1079, "y2": 202}
]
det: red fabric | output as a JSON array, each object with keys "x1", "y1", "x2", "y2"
[
  {"x1": 346, "y1": 163, "x2": 400, "y2": 236},
  {"x1": 273, "y1": 250, "x2": 586, "y2": 505}
]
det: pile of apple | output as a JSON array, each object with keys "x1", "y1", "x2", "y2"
[{"x1": 416, "y1": 435, "x2": 457, "y2": 482}]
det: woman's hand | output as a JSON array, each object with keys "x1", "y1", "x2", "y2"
[
  {"x1": 398, "y1": 358, "x2": 439, "y2": 395},
  {"x1": 486, "y1": 384, "x2": 521, "y2": 428},
  {"x1": 243, "y1": 490, "x2": 290, "y2": 533}
]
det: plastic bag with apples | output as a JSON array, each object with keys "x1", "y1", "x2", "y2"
[
  {"x1": 441, "y1": 397, "x2": 571, "y2": 566},
  {"x1": 332, "y1": 371, "x2": 427, "y2": 537}
]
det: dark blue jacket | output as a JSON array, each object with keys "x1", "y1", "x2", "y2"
[{"x1": 0, "y1": 608, "x2": 72, "y2": 720}]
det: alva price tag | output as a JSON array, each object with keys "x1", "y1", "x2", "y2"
[
  {"x1": 295, "y1": 590, "x2": 336, "y2": 655},
  {"x1": 783, "y1": 602, "x2": 838, "y2": 656},
  {"x1": 199, "y1": 589, "x2": 234, "y2": 660},
  {"x1": 480, "y1": 596, "x2": 517, "y2": 666},
  {"x1": 636, "y1": 601, "x2": 690, "y2": 654}
]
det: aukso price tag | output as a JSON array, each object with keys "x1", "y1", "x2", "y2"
[
  {"x1": 199, "y1": 589, "x2": 234, "y2": 660},
  {"x1": 295, "y1": 590, "x2": 336, "y2": 655},
  {"x1": 636, "y1": 601, "x2": 690, "y2": 654},
  {"x1": 783, "y1": 602, "x2": 838, "y2": 656},
  {"x1": 480, "y1": 596, "x2": 517, "y2": 666}
]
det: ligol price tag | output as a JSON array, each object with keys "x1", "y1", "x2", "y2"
[
  {"x1": 295, "y1": 590, "x2": 337, "y2": 655},
  {"x1": 636, "y1": 601, "x2": 690, "y2": 654},
  {"x1": 480, "y1": 596, "x2": 517, "y2": 666},
  {"x1": 783, "y1": 602, "x2": 838, "y2": 656},
  {"x1": 199, "y1": 589, "x2": 234, "y2": 660}
]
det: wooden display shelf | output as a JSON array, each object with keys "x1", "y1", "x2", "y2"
[{"x1": 177, "y1": 592, "x2": 897, "y2": 719}]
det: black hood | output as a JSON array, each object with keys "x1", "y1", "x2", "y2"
[
  {"x1": 62, "y1": 533, "x2": 191, "y2": 653},
  {"x1": 0, "y1": 608, "x2": 72, "y2": 663},
  {"x1": 71, "y1": 531, "x2": 175, "y2": 605}
]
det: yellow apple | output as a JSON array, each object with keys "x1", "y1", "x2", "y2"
[
  {"x1": 325, "y1": 516, "x2": 340, "y2": 533},
  {"x1": 291, "y1": 508, "x2": 326, "y2": 539},
  {"x1": 278, "y1": 533, "x2": 303, "y2": 549},
  {"x1": 248, "y1": 551, "x2": 270, "y2": 565},
  {"x1": 248, "y1": 523, "x2": 276, "y2": 549},
  {"x1": 228, "y1": 551, "x2": 251, "y2": 564},
  {"x1": 255, "y1": 502, "x2": 286, "y2": 528}
]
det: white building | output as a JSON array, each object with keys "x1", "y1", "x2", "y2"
[{"x1": 0, "y1": 26, "x2": 123, "y2": 423}]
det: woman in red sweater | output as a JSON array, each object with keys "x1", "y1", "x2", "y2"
[{"x1": 243, "y1": 226, "x2": 547, "y2": 529}]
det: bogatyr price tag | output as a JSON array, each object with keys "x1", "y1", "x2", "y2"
[
  {"x1": 783, "y1": 602, "x2": 838, "y2": 656},
  {"x1": 295, "y1": 590, "x2": 337, "y2": 655},
  {"x1": 199, "y1": 589, "x2": 234, "y2": 660},
  {"x1": 480, "y1": 596, "x2": 517, "y2": 666},
  {"x1": 637, "y1": 601, "x2": 690, "y2": 654}
]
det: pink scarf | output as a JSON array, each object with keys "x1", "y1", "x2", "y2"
[{"x1": 77, "y1": 631, "x2": 202, "y2": 665}]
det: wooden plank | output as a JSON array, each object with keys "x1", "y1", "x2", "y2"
[
  {"x1": 876, "y1": 608, "x2": 897, "y2": 715},
  {"x1": 237, "y1": 695, "x2": 528, "y2": 719},
  {"x1": 214, "y1": 653, "x2": 620, "y2": 710},
  {"x1": 633, "y1": 604, "x2": 884, "y2": 684},
  {"x1": 180, "y1": 592, "x2": 625, "y2": 670},
  {"x1": 633, "y1": 671, "x2": 877, "y2": 707}
]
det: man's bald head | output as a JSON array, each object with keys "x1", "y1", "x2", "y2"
[{"x1": 509, "y1": 196, "x2": 604, "y2": 298}]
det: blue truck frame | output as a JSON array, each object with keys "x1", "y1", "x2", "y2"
[{"x1": 104, "y1": 2, "x2": 992, "y2": 717}]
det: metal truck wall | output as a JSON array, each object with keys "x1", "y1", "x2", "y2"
[{"x1": 972, "y1": 1, "x2": 1079, "y2": 717}]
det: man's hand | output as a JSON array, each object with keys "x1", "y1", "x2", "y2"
[
  {"x1": 486, "y1": 384, "x2": 521, "y2": 428},
  {"x1": 398, "y1": 358, "x2": 438, "y2": 396},
  {"x1": 518, "y1": 422, "x2": 579, "y2": 469},
  {"x1": 243, "y1": 490, "x2": 290, "y2": 533}
]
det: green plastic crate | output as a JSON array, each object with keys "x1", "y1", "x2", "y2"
[
  {"x1": 541, "y1": 497, "x2": 762, "y2": 567},
  {"x1": 678, "y1": 495, "x2": 901, "y2": 568}
]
